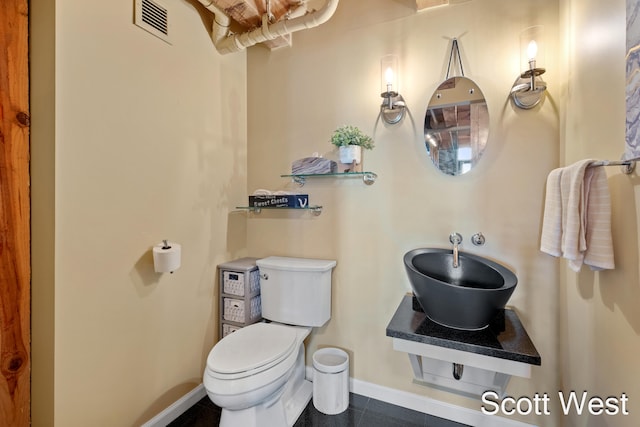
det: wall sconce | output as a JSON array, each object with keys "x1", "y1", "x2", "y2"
[
  {"x1": 510, "y1": 25, "x2": 547, "y2": 109},
  {"x1": 380, "y1": 54, "x2": 406, "y2": 124}
]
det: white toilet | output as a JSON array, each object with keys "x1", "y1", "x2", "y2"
[{"x1": 203, "y1": 256, "x2": 337, "y2": 427}]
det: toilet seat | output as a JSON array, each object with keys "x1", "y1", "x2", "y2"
[{"x1": 207, "y1": 323, "x2": 298, "y2": 381}]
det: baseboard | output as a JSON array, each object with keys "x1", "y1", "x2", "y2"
[
  {"x1": 305, "y1": 367, "x2": 537, "y2": 427},
  {"x1": 141, "y1": 384, "x2": 206, "y2": 427},
  {"x1": 144, "y1": 371, "x2": 537, "y2": 427}
]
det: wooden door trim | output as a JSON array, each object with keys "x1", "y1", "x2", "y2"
[{"x1": 0, "y1": 0, "x2": 31, "y2": 425}]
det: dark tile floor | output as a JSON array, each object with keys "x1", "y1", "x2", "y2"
[{"x1": 168, "y1": 393, "x2": 470, "y2": 427}]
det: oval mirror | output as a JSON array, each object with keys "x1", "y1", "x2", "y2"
[{"x1": 424, "y1": 76, "x2": 489, "y2": 175}]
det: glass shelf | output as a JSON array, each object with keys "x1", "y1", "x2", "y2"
[
  {"x1": 280, "y1": 171, "x2": 377, "y2": 186},
  {"x1": 236, "y1": 205, "x2": 323, "y2": 216}
]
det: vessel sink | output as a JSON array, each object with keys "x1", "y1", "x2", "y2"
[{"x1": 403, "y1": 248, "x2": 517, "y2": 330}]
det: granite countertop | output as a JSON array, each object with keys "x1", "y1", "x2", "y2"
[{"x1": 386, "y1": 295, "x2": 541, "y2": 366}]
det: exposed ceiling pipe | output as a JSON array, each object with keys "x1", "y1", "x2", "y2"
[
  {"x1": 196, "y1": 0, "x2": 231, "y2": 44},
  {"x1": 197, "y1": 0, "x2": 339, "y2": 55}
]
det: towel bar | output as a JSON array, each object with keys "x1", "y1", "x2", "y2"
[{"x1": 588, "y1": 156, "x2": 640, "y2": 174}]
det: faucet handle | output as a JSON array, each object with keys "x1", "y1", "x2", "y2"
[
  {"x1": 471, "y1": 232, "x2": 486, "y2": 246},
  {"x1": 449, "y1": 232, "x2": 462, "y2": 245}
]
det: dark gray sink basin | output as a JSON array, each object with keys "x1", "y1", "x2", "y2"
[{"x1": 403, "y1": 248, "x2": 517, "y2": 330}]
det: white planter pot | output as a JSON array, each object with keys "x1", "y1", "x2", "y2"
[{"x1": 339, "y1": 146, "x2": 362, "y2": 164}]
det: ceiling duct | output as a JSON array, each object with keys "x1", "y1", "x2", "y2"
[{"x1": 197, "y1": 0, "x2": 339, "y2": 54}]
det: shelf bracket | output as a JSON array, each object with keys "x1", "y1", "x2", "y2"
[
  {"x1": 363, "y1": 172, "x2": 377, "y2": 185},
  {"x1": 292, "y1": 175, "x2": 306, "y2": 186}
]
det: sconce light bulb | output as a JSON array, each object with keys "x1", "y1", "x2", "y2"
[
  {"x1": 385, "y1": 67, "x2": 395, "y2": 94},
  {"x1": 379, "y1": 54, "x2": 406, "y2": 124},
  {"x1": 527, "y1": 40, "x2": 538, "y2": 61}
]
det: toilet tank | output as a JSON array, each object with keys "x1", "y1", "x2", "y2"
[{"x1": 256, "y1": 256, "x2": 337, "y2": 327}]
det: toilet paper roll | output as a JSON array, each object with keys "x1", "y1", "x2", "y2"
[{"x1": 153, "y1": 241, "x2": 181, "y2": 273}]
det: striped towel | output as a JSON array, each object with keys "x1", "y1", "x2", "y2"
[
  {"x1": 580, "y1": 166, "x2": 615, "y2": 270},
  {"x1": 540, "y1": 159, "x2": 614, "y2": 272}
]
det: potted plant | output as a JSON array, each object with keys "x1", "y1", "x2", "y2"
[{"x1": 330, "y1": 125, "x2": 374, "y2": 166}]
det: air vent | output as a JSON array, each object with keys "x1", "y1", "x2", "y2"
[{"x1": 134, "y1": 0, "x2": 171, "y2": 44}]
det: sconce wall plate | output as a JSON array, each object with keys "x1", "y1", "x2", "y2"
[
  {"x1": 380, "y1": 92, "x2": 406, "y2": 124},
  {"x1": 510, "y1": 72, "x2": 547, "y2": 109}
]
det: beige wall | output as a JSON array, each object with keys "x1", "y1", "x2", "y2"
[
  {"x1": 31, "y1": 0, "x2": 248, "y2": 425},
  {"x1": 30, "y1": 0, "x2": 640, "y2": 425},
  {"x1": 560, "y1": 0, "x2": 640, "y2": 426},
  {"x1": 247, "y1": 0, "x2": 561, "y2": 425}
]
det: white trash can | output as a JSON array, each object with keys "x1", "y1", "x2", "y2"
[{"x1": 312, "y1": 347, "x2": 349, "y2": 415}]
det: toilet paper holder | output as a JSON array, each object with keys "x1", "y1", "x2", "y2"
[{"x1": 153, "y1": 239, "x2": 181, "y2": 274}]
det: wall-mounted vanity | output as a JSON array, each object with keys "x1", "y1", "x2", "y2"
[{"x1": 386, "y1": 295, "x2": 541, "y2": 399}]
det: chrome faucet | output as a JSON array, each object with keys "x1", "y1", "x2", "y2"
[{"x1": 449, "y1": 233, "x2": 463, "y2": 268}]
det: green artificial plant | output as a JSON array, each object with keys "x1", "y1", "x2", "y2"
[{"x1": 330, "y1": 125, "x2": 374, "y2": 150}]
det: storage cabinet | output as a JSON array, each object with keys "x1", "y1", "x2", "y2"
[{"x1": 218, "y1": 257, "x2": 262, "y2": 339}]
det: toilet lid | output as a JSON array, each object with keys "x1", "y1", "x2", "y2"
[{"x1": 208, "y1": 323, "x2": 298, "y2": 376}]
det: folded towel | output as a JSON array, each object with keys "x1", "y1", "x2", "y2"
[
  {"x1": 540, "y1": 159, "x2": 614, "y2": 272},
  {"x1": 560, "y1": 159, "x2": 593, "y2": 264},
  {"x1": 291, "y1": 157, "x2": 337, "y2": 175},
  {"x1": 252, "y1": 189, "x2": 295, "y2": 196},
  {"x1": 580, "y1": 166, "x2": 614, "y2": 271},
  {"x1": 540, "y1": 168, "x2": 563, "y2": 257}
]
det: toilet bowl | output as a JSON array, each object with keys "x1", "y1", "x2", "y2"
[
  {"x1": 204, "y1": 323, "x2": 310, "y2": 418},
  {"x1": 203, "y1": 256, "x2": 337, "y2": 427}
]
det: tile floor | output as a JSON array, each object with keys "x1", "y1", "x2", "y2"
[{"x1": 168, "y1": 393, "x2": 470, "y2": 427}]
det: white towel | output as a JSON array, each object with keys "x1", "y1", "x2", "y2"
[
  {"x1": 560, "y1": 159, "x2": 593, "y2": 264},
  {"x1": 540, "y1": 159, "x2": 614, "y2": 272},
  {"x1": 252, "y1": 189, "x2": 295, "y2": 196},
  {"x1": 540, "y1": 168, "x2": 563, "y2": 257}
]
